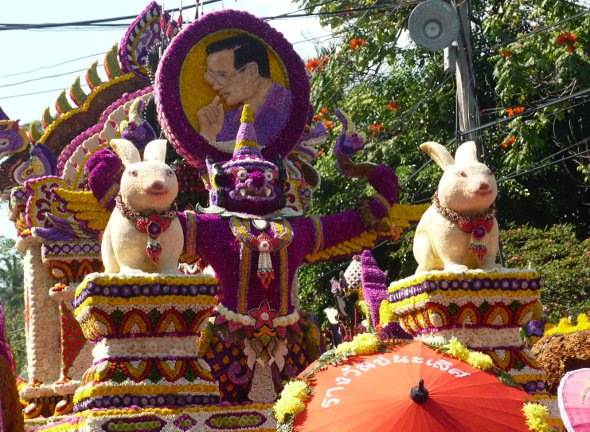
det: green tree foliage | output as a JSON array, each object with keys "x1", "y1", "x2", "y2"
[
  {"x1": 294, "y1": 0, "x2": 590, "y2": 325},
  {"x1": 501, "y1": 224, "x2": 590, "y2": 322},
  {"x1": 0, "y1": 236, "x2": 26, "y2": 376}
]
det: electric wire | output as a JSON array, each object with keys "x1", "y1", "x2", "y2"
[{"x1": 0, "y1": 68, "x2": 87, "y2": 89}]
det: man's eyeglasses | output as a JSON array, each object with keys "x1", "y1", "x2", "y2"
[{"x1": 204, "y1": 63, "x2": 251, "y2": 87}]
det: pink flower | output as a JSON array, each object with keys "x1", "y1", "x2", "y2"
[{"x1": 249, "y1": 301, "x2": 278, "y2": 330}]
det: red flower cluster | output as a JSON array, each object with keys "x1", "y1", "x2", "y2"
[
  {"x1": 349, "y1": 38, "x2": 366, "y2": 50},
  {"x1": 501, "y1": 49, "x2": 510, "y2": 58},
  {"x1": 306, "y1": 55, "x2": 329, "y2": 73},
  {"x1": 312, "y1": 106, "x2": 329, "y2": 123},
  {"x1": 311, "y1": 107, "x2": 335, "y2": 130},
  {"x1": 387, "y1": 100, "x2": 400, "y2": 110},
  {"x1": 369, "y1": 123, "x2": 384, "y2": 138},
  {"x1": 505, "y1": 106, "x2": 525, "y2": 117},
  {"x1": 556, "y1": 32, "x2": 577, "y2": 53}
]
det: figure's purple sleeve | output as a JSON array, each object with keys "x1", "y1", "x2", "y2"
[
  {"x1": 303, "y1": 210, "x2": 385, "y2": 264},
  {"x1": 178, "y1": 211, "x2": 200, "y2": 262},
  {"x1": 369, "y1": 164, "x2": 399, "y2": 205},
  {"x1": 304, "y1": 164, "x2": 399, "y2": 264}
]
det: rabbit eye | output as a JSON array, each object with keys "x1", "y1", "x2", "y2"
[
  {"x1": 129, "y1": 170, "x2": 138, "y2": 177},
  {"x1": 457, "y1": 171, "x2": 467, "y2": 177},
  {"x1": 166, "y1": 169, "x2": 174, "y2": 177},
  {"x1": 235, "y1": 168, "x2": 248, "y2": 181},
  {"x1": 264, "y1": 170, "x2": 275, "y2": 182},
  {"x1": 488, "y1": 169, "x2": 493, "y2": 176}
]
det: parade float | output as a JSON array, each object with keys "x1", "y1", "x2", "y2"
[
  {"x1": 0, "y1": 2, "x2": 581, "y2": 431},
  {"x1": 0, "y1": 3, "x2": 425, "y2": 430}
]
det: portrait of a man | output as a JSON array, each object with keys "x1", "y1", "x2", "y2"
[{"x1": 197, "y1": 35, "x2": 292, "y2": 148}]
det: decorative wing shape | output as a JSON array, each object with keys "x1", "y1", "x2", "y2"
[{"x1": 52, "y1": 188, "x2": 111, "y2": 233}]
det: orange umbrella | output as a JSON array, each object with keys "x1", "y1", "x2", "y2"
[{"x1": 292, "y1": 340, "x2": 530, "y2": 432}]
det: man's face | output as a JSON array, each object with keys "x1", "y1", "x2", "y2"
[{"x1": 205, "y1": 49, "x2": 252, "y2": 107}]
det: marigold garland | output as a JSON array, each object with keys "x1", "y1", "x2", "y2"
[{"x1": 543, "y1": 313, "x2": 590, "y2": 336}]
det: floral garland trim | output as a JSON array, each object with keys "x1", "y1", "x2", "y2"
[
  {"x1": 273, "y1": 334, "x2": 520, "y2": 432},
  {"x1": 215, "y1": 303, "x2": 300, "y2": 328},
  {"x1": 305, "y1": 229, "x2": 378, "y2": 263},
  {"x1": 543, "y1": 313, "x2": 590, "y2": 336},
  {"x1": 388, "y1": 269, "x2": 540, "y2": 294},
  {"x1": 433, "y1": 191, "x2": 496, "y2": 260}
]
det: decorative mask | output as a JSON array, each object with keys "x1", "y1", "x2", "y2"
[{"x1": 206, "y1": 105, "x2": 285, "y2": 215}]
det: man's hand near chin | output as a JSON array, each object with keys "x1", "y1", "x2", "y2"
[{"x1": 197, "y1": 95, "x2": 224, "y2": 142}]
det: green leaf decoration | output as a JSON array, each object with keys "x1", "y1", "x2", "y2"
[
  {"x1": 41, "y1": 107, "x2": 55, "y2": 129},
  {"x1": 69, "y1": 76, "x2": 88, "y2": 106},
  {"x1": 104, "y1": 44, "x2": 123, "y2": 80},
  {"x1": 55, "y1": 90, "x2": 73, "y2": 115},
  {"x1": 86, "y1": 61, "x2": 104, "y2": 90},
  {"x1": 29, "y1": 121, "x2": 44, "y2": 142}
]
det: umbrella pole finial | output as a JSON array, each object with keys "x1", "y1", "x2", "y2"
[{"x1": 410, "y1": 379, "x2": 429, "y2": 403}]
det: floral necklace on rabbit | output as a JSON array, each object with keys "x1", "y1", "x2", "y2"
[
  {"x1": 433, "y1": 191, "x2": 496, "y2": 260},
  {"x1": 115, "y1": 196, "x2": 178, "y2": 263}
]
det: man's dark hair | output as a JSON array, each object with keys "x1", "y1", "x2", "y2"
[{"x1": 206, "y1": 35, "x2": 271, "y2": 78}]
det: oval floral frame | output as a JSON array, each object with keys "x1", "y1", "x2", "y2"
[{"x1": 155, "y1": 10, "x2": 310, "y2": 167}]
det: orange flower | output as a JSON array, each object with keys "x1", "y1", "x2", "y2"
[
  {"x1": 556, "y1": 32, "x2": 577, "y2": 54},
  {"x1": 306, "y1": 55, "x2": 329, "y2": 73},
  {"x1": 317, "y1": 150, "x2": 325, "y2": 157},
  {"x1": 387, "y1": 100, "x2": 400, "y2": 110},
  {"x1": 501, "y1": 135, "x2": 515, "y2": 148},
  {"x1": 556, "y1": 32, "x2": 577, "y2": 45},
  {"x1": 323, "y1": 120, "x2": 334, "y2": 129},
  {"x1": 502, "y1": 49, "x2": 510, "y2": 58},
  {"x1": 369, "y1": 123, "x2": 384, "y2": 138},
  {"x1": 505, "y1": 106, "x2": 525, "y2": 117},
  {"x1": 320, "y1": 107, "x2": 329, "y2": 114},
  {"x1": 349, "y1": 38, "x2": 366, "y2": 50}
]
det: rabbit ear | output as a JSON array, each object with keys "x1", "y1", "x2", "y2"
[
  {"x1": 110, "y1": 139, "x2": 141, "y2": 166},
  {"x1": 420, "y1": 141, "x2": 455, "y2": 170},
  {"x1": 455, "y1": 141, "x2": 478, "y2": 162},
  {"x1": 142, "y1": 139, "x2": 168, "y2": 163}
]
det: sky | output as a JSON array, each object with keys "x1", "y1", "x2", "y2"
[{"x1": 0, "y1": 0, "x2": 332, "y2": 239}]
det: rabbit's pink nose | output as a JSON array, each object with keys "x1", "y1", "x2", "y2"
[
  {"x1": 150, "y1": 180, "x2": 165, "y2": 190},
  {"x1": 478, "y1": 182, "x2": 490, "y2": 191}
]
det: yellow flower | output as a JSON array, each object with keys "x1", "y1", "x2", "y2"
[
  {"x1": 576, "y1": 313, "x2": 590, "y2": 330},
  {"x1": 467, "y1": 352, "x2": 494, "y2": 370},
  {"x1": 274, "y1": 381, "x2": 310, "y2": 424},
  {"x1": 335, "y1": 341, "x2": 355, "y2": 356},
  {"x1": 281, "y1": 381, "x2": 309, "y2": 401},
  {"x1": 351, "y1": 333, "x2": 379, "y2": 355},
  {"x1": 522, "y1": 402, "x2": 551, "y2": 432},
  {"x1": 445, "y1": 337, "x2": 470, "y2": 361}
]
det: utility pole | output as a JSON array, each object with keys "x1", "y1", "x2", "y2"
[{"x1": 453, "y1": 0, "x2": 481, "y2": 152}]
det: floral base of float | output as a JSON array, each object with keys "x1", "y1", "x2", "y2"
[
  {"x1": 27, "y1": 273, "x2": 277, "y2": 431},
  {"x1": 71, "y1": 273, "x2": 221, "y2": 411},
  {"x1": 385, "y1": 268, "x2": 564, "y2": 430}
]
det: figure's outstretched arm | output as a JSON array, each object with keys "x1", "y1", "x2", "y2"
[
  {"x1": 334, "y1": 109, "x2": 399, "y2": 205},
  {"x1": 304, "y1": 110, "x2": 403, "y2": 263}
]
